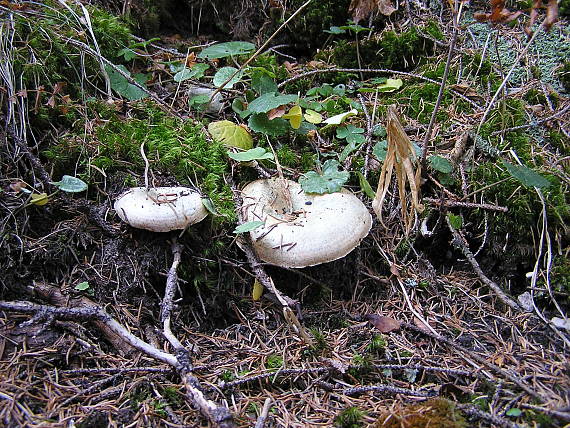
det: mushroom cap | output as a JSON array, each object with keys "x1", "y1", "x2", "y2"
[
  {"x1": 114, "y1": 187, "x2": 208, "y2": 232},
  {"x1": 241, "y1": 179, "x2": 372, "y2": 268},
  {"x1": 187, "y1": 85, "x2": 223, "y2": 114}
]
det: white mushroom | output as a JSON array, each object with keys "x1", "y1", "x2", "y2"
[
  {"x1": 114, "y1": 187, "x2": 208, "y2": 232},
  {"x1": 187, "y1": 85, "x2": 223, "y2": 114},
  {"x1": 241, "y1": 179, "x2": 372, "y2": 268}
]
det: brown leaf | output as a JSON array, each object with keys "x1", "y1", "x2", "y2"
[
  {"x1": 389, "y1": 263, "x2": 400, "y2": 278},
  {"x1": 349, "y1": 0, "x2": 396, "y2": 22},
  {"x1": 475, "y1": 0, "x2": 522, "y2": 24},
  {"x1": 9, "y1": 180, "x2": 26, "y2": 192},
  {"x1": 52, "y1": 82, "x2": 66, "y2": 95},
  {"x1": 544, "y1": 0, "x2": 559, "y2": 30},
  {"x1": 267, "y1": 105, "x2": 286, "y2": 120},
  {"x1": 283, "y1": 61, "x2": 298, "y2": 72},
  {"x1": 185, "y1": 52, "x2": 197, "y2": 68},
  {"x1": 46, "y1": 95, "x2": 56, "y2": 109},
  {"x1": 367, "y1": 314, "x2": 401, "y2": 333},
  {"x1": 413, "y1": 316, "x2": 431, "y2": 333}
]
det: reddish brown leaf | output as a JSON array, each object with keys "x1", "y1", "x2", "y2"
[
  {"x1": 544, "y1": 0, "x2": 558, "y2": 30},
  {"x1": 475, "y1": 0, "x2": 522, "y2": 24},
  {"x1": 389, "y1": 263, "x2": 401, "y2": 278},
  {"x1": 267, "y1": 105, "x2": 286, "y2": 120},
  {"x1": 413, "y1": 316, "x2": 431, "y2": 333},
  {"x1": 367, "y1": 314, "x2": 401, "y2": 333}
]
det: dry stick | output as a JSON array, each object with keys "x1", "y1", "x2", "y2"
[
  {"x1": 228, "y1": 178, "x2": 312, "y2": 344},
  {"x1": 420, "y1": 18, "x2": 458, "y2": 169},
  {"x1": 61, "y1": 37, "x2": 184, "y2": 119},
  {"x1": 277, "y1": 68, "x2": 482, "y2": 110},
  {"x1": 343, "y1": 384, "x2": 436, "y2": 397},
  {"x1": 423, "y1": 197, "x2": 508, "y2": 212},
  {"x1": 457, "y1": 404, "x2": 521, "y2": 428},
  {"x1": 254, "y1": 397, "x2": 273, "y2": 428},
  {"x1": 402, "y1": 322, "x2": 543, "y2": 402},
  {"x1": 476, "y1": 22, "x2": 544, "y2": 134},
  {"x1": 209, "y1": 0, "x2": 312, "y2": 102},
  {"x1": 446, "y1": 216, "x2": 522, "y2": 312},
  {"x1": 160, "y1": 241, "x2": 235, "y2": 428},
  {"x1": 489, "y1": 104, "x2": 570, "y2": 136}
]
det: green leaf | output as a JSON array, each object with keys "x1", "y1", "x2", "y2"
[
  {"x1": 248, "y1": 92, "x2": 298, "y2": 114},
  {"x1": 373, "y1": 140, "x2": 388, "y2": 161},
  {"x1": 502, "y1": 160, "x2": 550, "y2": 188},
  {"x1": 198, "y1": 41, "x2": 255, "y2": 59},
  {"x1": 234, "y1": 221, "x2": 265, "y2": 234},
  {"x1": 506, "y1": 408, "x2": 522, "y2": 417},
  {"x1": 372, "y1": 125, "x2": 387, "y2": 138},
  {"x1": 324, "y1": 26, "x2": 346, "y2": 34},
  {"x1": 228, "y1": 147, "x2": 274, "y2": 162},
  {"x1": 251, "y1": 71, "x2": 277, "y2": 95},
  {"x1": 189, "y1": 95, "x2": 210, "y2": 108},
  {"x1": 208, "y1": 120, "x2": 253, "y2": 149},
  {"x1": 201, "y1": 198, "x2": 218, "y2": 215},
  {"x1": 75, "y1": 281, "x2": 90, "y2": 291},
  {"x1": 336, "y1": 125, "x2": 366, "y2": 144},
  {"x1": 173, "y1": 63, "x2": 209, "y2": 82},
  {"x1": 429, "y1": 155, "x2": 453, "y2": 173},
  {"x1": 448, "y1": 213, "x2": 463, "y2": 230},
  {"x1": 339, "y1": 138, "x2": 365, "y2": 162},
  {"x1": 51, "y1": 175, "x2": 88, "y2": 193},
  {"x1": 376, "y1": 78, "x2": 403, "y2": 93},
  {"x1": 213, "y1": 66, "x2": 243, "y2": 89},
  {"x1": 106, "y1": 65, "x2": 148, "y2": 101},
  {"x1": 117, "y1": 47, "x2": 137, "y2": 61},
  {"x1": 323, "y1": 108, "x2": 358, "y2": 125},
  {"x1": 356, "y1": 171, "x2": 375, "y2": 199},
  {"x1": 299, "y1": 159, "x2": 350, "y2": 194},
  {"x1": 248, "y1": 114, "x2": 290, "y2": 136}
]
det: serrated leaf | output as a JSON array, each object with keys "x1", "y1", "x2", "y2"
[
  {"x1": 228, "y1": 147, "x2": 274, "y2": 162},
  {"x1": 208, "y1": 120, "x2": 253, "y2": 149},
  {"x1": 174, "y1": 63, "x2": 209, "y2": 82},
  {"x1": 448, "y1": 213, "x2": 463, "y2": 230},
  {"x1": 356, "y1": 171, "x2": 375, "y2": 199},
  {"x1": 251, "y1": 71, "x2": 277, "y2": 95},
  {"x1": 51, "y1": 175, "x2": 88, "y2": 193},
  {"x1": 252, "y1": 278, "x2": 264, "y2": 301},
  {"x1": 324, "y1": 108, "x2": 358, "y2": 125},
  {"x1": 213, "y1": 66, "x2": 243, "y2": 89},
  {"x1": 234, "y1": 220, "x2": 265, "y2": 234},
  {"x1": 75, "y1": 281, "x2": 90, "y2": 291},
  {"x1": 248, "y1": 114, "x2": 289, "y2": 136},
  {"x1": 506, "y1": 408, "x2": 522, "y2": 417},
  {"x1": 198, "y1": 41, "x2": 255, "y2": 59},
  {"x1": 429, "y1": 155, "x2": 453, "y2": 173},
  {"x1": 201, "y1": 198, "x2": 218, "y2": 215},
  {"x1": 299, "y1": 159, "x2": 349, "y2": 194},
  {"x1": 303, "y1": 109, "x2": 322, "y2": 124},
  {"x1": 502, "y1": 160, "x2": 550, "y2": 188},
  {"x1": 282, "y1": 105, "x2": 302, "y2": 129},
  {"x1": 117, "y1": 47, "x2": 137, "y2": 61},
  {"x1": 248, "y1": 93, "x2": 298, "y2": 114},
  {"x1": 376, "y1": 78, "x2": 403, "y2": 92},
  {"x1": 30, "y1": 192, "x2": 49, "y2": 206}
]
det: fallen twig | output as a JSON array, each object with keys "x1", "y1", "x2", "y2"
[{"x1": 424, "y1": 197, "x2": 508, "y2": 212}]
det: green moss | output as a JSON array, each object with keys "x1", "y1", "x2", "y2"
[
  {"x1": 87, "y1": 104, "x2": 234, "y2": 222},
  {"x1": 373, "y1": 399, "x2": 467, "y2": 428},
  {"x1": 335, "y1": 407, "x2": 366, "y2": 428},
  {"x1": 318, "y1": 25, "x2": 438, "y2": 71},
  {"x1": 266, "y1": 354, "x2": 283, "y2": 369},
  {"x1": 558, "y1": 61, "x2": 570, "y2": 93},
  {"x1": 366, "y1": 334, "x2": 387, "y2": 353}
]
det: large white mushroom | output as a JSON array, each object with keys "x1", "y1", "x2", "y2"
[
  {"x1": 114, "y1": 187, "x2": 208, "y2": 232},
  {"x1": 240, "y1": 179, "x2": 372, "y2": 268}
]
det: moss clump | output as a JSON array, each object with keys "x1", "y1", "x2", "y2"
[
  {"x1": 318, "y1": 25, "x2": 438, "y2": 71},
  {"x1": 373, "y1": 399, "x2": 467, "y2": 428},
  {"x1": 88, "y1": 104, "x2": 234, "y2": 222},
  {"x1": 335, "y1": 407, "x2": 366, "y2": 428},
  {"x1": 558, "y1": 61, "x2": 570, "y2": 93}
]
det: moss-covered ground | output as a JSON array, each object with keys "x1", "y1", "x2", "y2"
[{"x1": 0, "y1": 1, "x2": 568, "y2": 427}]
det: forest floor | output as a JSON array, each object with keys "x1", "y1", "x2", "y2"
[{"x1": 0, "y1": 0, "x2": 569, "y2": 427}]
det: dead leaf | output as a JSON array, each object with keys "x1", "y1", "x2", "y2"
[
  {"x1": 413, "y1": 316, "x2": 431, "y2": 333},
  {"x1": 544, "y1": 0, "x2": 559, "y2": 30},
  {"x1": 450, "y1": 84, "x2": 482, "y2": 99},
  {"x1": 283, "y1": 61, "x2": 298, "y2": 72},
  {"x1": 323, "y1": 358, "x2": 349, "y2": 373},
  {"x1": 349, "y1": 0, "x2": 396, "y2": 22},
  {"x1": 389, "y1": 263, "x2": 400, "y2": 278},
  {"x1": 474, "y1": 0, "x2": 522, "y2": 24},
  {"x1": 185, "y1": 52, "x2": 197, "y2": 68},
  {"x1": 267, "y1": 105, "x2": 286, "y2": 120},
  {"x1": 366, "y1": 314, "x2": 401, "y2": 333},
  {"x1": 9, "y1": 180, "x2": 26, "y2": 192}
]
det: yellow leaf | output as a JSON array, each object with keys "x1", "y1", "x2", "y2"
[
  {"x1": 252, "y1": 279, "x2": 264, "y2": 301},
  {"x1": 282, "y1": 105, "x2": 302, "y2": 129},
  {"x1": 31, "y1": 192, "x2": 49, "y2": 206},
  {"x1": 303, "y1": 109, "x2": 323, "y2": 124}
]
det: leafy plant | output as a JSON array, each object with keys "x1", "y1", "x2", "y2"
[
  {"x1": 208, "y1": 121, "x2": 253, "y2": 149},
  {"x1": 234, "y1": 221, "x2": 265, "y2": 234},
  {"x1": 198, "y1": 41, "x2": 256, "y2": 60},
  {"x1": 173, "y1": 63, "x2": 210, "y2": 82},
  {"x1": 227, "y1": 147, "x2": 274, "y2": 162},
  {"x1": 299, "y1": 159, "x2": 350, "y2": 194},
  {"x1": 502, "y1": 160, "x2": 550, "y2": 188},
  {"x1": 105, "y1": 65, "x2": 148, "y2": 101}
]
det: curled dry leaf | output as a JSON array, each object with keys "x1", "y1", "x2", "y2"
[
  {"x1": 366, "y1": 314, "x2": 401, "y2": 333},
  {"x1": 474, "y1": 0, "x2": 522, "y2": 24},
  {"x1": 349, "y1": 0, "x2": 396, "y2": 23}
]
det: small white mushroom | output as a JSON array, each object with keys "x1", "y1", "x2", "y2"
[
  {"x1": 114, "y1": 187, "x2": 207, "y2": 232},
  {"x1": 241, "y1": 179, "x2": 372, "y2": 268},
  {"x1": 187, "y1": 85, "x2": 224, "y2": 114}
]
